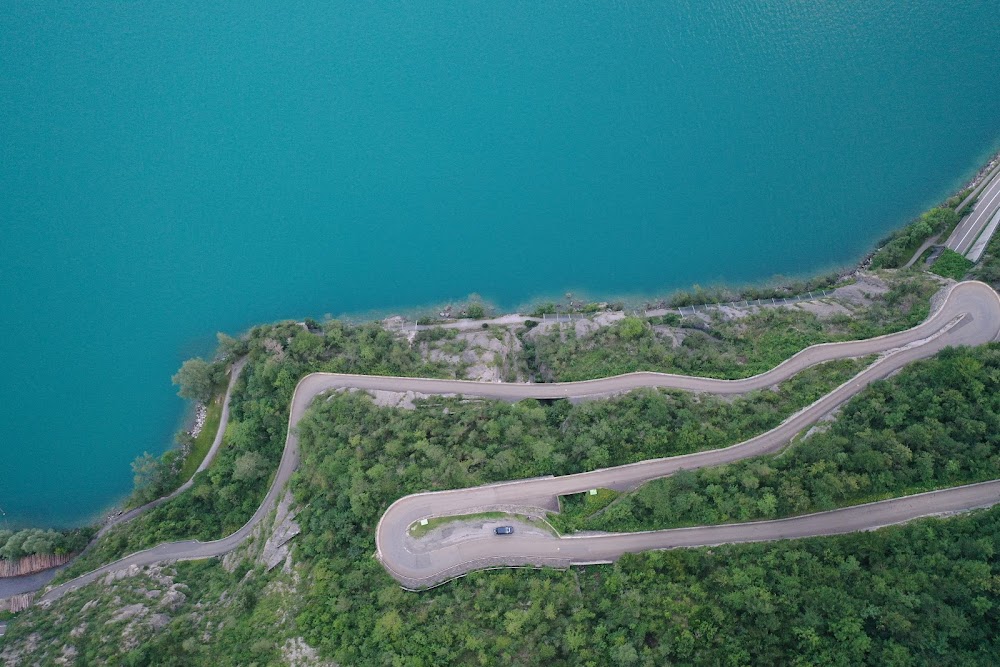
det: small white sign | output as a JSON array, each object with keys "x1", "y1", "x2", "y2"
[
  {"x1": 420, "y1": 519, "x2": 429, "y2": 526},
  {"x1": 589, "y1": 489, "x2": 598, "y2": 496}
]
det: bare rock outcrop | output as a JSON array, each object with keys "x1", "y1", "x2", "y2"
[
  {"x1": 282, "y1": 637, "x2": 338, "y2": 667},
  {"x1": 261, "y1": 490, "x2": 301, "y2": 572}
]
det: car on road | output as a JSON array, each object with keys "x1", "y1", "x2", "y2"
[{"x1": 494, "y1": 526, "x2": 514, "y2": 535}]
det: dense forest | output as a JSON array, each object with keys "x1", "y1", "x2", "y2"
[
  {"x1": 582, "y1": 344, "x2": 1000, "y2": 531},
  {"x1": 7, "y1": 273, "x2": 1000, "y2": 666},
  {"x1": 25, "y1": 343, "x2": 965, "y2": 664},
  {"x1": 8, "y1": 504, "x2": 999, "y2": 666},
  {"x1": 272, "y1": 345, "x2": 999, "y2": 665},
  {"x1": 287, "y1": 508, "x2": 1000, "y2": 667}
]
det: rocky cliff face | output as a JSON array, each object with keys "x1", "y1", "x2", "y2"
[{"x1": 0, "y1": 553, "x2": 71, "y2": 578}]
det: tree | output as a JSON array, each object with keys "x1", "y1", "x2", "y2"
[
  {"x1": 131, "y1": 452, "x2": 170, "y2": 504},
  {"x1": 215, "y1": 332, "x2": 244, "y2": 360},
  {"x1": 172, "y1": 357, "x2": 219, "y2": 402},
  {"x1": 232, "y1": 452, "x2": 266, "y2": 482},
  {"x1": 615, "y1": 317, "x2": 647, "y2": 341}
]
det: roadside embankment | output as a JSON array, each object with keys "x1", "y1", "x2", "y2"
[
  {"x1": 0, "y1": 554, "x2": 71, "y2": 578},
  {"x1": 0, "y1": 593, "x2": 34, "y2": 614}
]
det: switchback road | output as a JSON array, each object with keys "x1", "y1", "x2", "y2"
[{"x1": 38, "y1": 281, "x2": 1000, "y2": 601}]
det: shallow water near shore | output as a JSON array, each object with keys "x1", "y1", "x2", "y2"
[{"x1": 2, "y1": 2, "x2": 1000, "y2": 526}]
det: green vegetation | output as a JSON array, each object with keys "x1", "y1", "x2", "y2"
[
  {"x1": 548, "y1": 489, "x2": 619, "y2": 534},
  {"x1": 1, "y1": 557, "x2": 297, "y2": 666},
  {"x1": 408, "y1": 512, "x2": 506, "y2": 538},
  {"x1": 171, "y1": 357, "x2": 224, "y2": 403},
  {"x1": 944, "y1": 187, "x2": 973, "y2": 211},
  {"x1": 0, "y1": 528, "x2": 92, "y2": 560},
  {"x1": 870, "y1": 206, "x2": 960, "y2": 269},
  {"x1": 127, "y1": 450, "x2": 182, "y2": 506},
  {"x1": 583, "y1": 345, "x2": 1000, "y2": 532},
  {"x1": 930, "y1": 248, "x2": 974, "y2": 280},
  {"x1": 67, "y1": 309, "x2": 865, "y2": 580},
  {"x1": 529, "y1": 302, "x2": 558, "y2": 318},
  {"x1": 9, "y1": 508, "x2": 1000, "y2": 665},
  {"x1": 10, "y1": 264, "x2": 1000, "y2": 665},
  {"x1": 177, "y1": 399, "x2": 223, "y2": 482},
  {"x1": 661, "y1": 272, "x2": 841, "y2": 308},
  {"x1": 293, "y1": 358, "x2": 864, "y2": 508},
  {"x1": 447, "y1": 294, "x2": 491, "y2": 319},
  {"x1": 54, "y1": 319, "x2": 453, "y2": 583},
  {"x1": 414, "y1": 326, "x2": 459, "y2": 343},
  {"x1": 972, "y1": 228, "x2": 1000, "y2": 289},
  {"x1": 8, "y1": 301, "x2": 1000, "y2": 665},
  {"x1": 285, "y1": 360, "x2": 862, "y2": 660},
  {"x1": 282, "y1": 345, "x2": 1000, "y2": 665},
  {"x1": 127, "y1": 400, "x2": 226, "y2": 509},
  {"x1": 524, "y1": 275, "x2": 935, "y2": 381}
]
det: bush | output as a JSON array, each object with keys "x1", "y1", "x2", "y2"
[
  {"x1": 615, "y1": 317, "x2": 648, "y2": 341},
  {"x1": 973, "y1": 230, "x2": 1000, "y2": 288},
  {"x1": 525, "y1": 275, "x2": 937, "y2": 382},
  {"x1": 870, "y1": 207, "x2": 959, "y2": 269},
  {"x1": 930, "y1": 248, "x2": 974, "y2": 280},
  {"x1": 529, "y1": 302, "x2": 557, "y2": 318}
]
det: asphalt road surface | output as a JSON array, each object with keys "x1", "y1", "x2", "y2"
[
  {"x1": 947, "y1": 168, "x2": 1000, "y2": 256},
  {"x1": 0, "y1": 566, "x2": 63, "y2": 599},
  {"x1": 37, "y1": 281, "x2": 1000, "y2": 602}
]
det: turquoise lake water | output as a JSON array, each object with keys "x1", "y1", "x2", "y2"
[{"x1": 2, "y1": 2, "x2": 999, "y2": 526}]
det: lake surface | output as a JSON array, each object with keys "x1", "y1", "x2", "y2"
[{"x1": 2, "y1": 2, "x2": 999, "y2": 526}]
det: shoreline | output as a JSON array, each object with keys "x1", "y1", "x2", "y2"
[
  {"x1": 372, "y1": 148, "x2": 1000, "y2": 323},
  {"x1": 963, "y1": 149, "x2": 1000, "y2": 192},
  {"x1": 33, "y1": 280, "x2": 1000, "y2": 604},
  {"x1": 2, "y1": 150, "x2": 998, "y2": 536}
]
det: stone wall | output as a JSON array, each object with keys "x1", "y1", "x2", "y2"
[
  {"x1": 0, "y1": 593, "x2": 34, "y2": 613},
  {"x1": 0, "y1": 553, "x2": 71, "y2": 578}
]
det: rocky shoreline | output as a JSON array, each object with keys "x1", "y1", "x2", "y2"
[
  {"x1": 187, "y1": 403, "x2": 207, "y2": 439},
  {"x1": 964, "y1": 149, "x2": 1000, "y2": 191}
]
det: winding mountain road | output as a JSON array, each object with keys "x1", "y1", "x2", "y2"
[{"x1": 38, "y1": 281, "x2": 1000, "y2": 602}]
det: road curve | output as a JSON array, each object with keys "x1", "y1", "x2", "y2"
[
  {"x1": 374, "y1": 281, "x2": 1000, "y2": 588},
  {"x1": 39, "y1": 281, "x2": 1000, "y2": 602},
  {"x1": 380, "y1": 480, "x2": 1000, "y2": 590}
]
